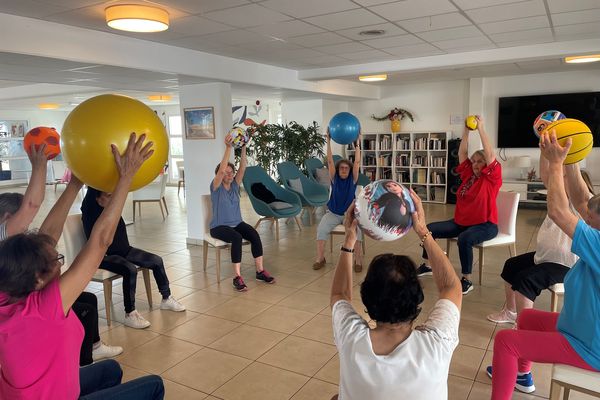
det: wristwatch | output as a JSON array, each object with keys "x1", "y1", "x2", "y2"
[{"x1": 340, "y1": 246, "x2": 355, "y2": 253}]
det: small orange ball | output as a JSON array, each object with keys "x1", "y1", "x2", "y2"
[{"x1": 24, "y1": 127, "x2": 61, "y2": 160}]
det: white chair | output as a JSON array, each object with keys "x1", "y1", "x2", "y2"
[
  {"x1": 201, "y1": 195, "x2": 249, "y2": 283},
  {"x1": 550, "y1": 364, "x2": 600, "y2": 400},
  {"x1": 51, "y1": 160, "x2": 69, "y2": 192},
  {"x1": 549, "y1": 283, "x2": 564, "y2": 312},
  {"x1": 330, "y1": 225, "x2": 366, "y2": 254},
  {"x1": 176, "y1": 160, "x2": 185, "y2": 197},
  {"x1": 63, "y1": 213, "x2": 153, "y2": 326},
  {"x1": 447, "y1": 191, "x2": 520, "y2": 285},
  {"x1": 132, "y1": 173, "x2": 169, "y2": 221}
]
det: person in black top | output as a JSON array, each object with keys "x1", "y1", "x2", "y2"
[{"x1": 81, "y1": 187, "x2": 185, "y2": 329}]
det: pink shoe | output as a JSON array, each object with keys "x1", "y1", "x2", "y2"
[{"x1": 487, "y1": 308, "x2": 517, "y2": 324}]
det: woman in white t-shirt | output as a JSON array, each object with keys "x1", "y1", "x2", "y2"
[
  {"x1": 487, "y1": 159, "x2": 595, "y2": 326},
  {"x1": 330, "y1": 191, "x2": 462, "y2": 400}
]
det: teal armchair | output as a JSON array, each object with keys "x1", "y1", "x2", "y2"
[
  {"x1": 278, "y1": 161, "x2": 329, "y2": 224},
  {"x1": 304, "y1": 157, "x2": 324, "y2": 184},
  {"x1": 242, "y1": 166, "x2": 302, "y2": 241}
]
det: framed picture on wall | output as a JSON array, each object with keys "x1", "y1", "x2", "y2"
[{"x1": 183, "y1": 106, "x2": 215, "y2": 139}]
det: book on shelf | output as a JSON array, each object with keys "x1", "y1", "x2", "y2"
[
  {"x1": 429, "y1": 156, "x2": 446, "y2": 167},
  {"x1": 363, "y1": 139, "x2": 377, "y2": 150},
  {"x1": 430, "y1": 187, "x2": 446, "y2": 202},
  {"x1": 412, "y1": 137, "x2": 428, "y2": 150},
  {"x1": 412, "y1": 169, "x2": 427, "y2": 184},
  {"x1": 395, "y1": 153, "x2": 410, "y2": 166},
  {"x1": 364, "y1": 168, "x2": 377, "y2": 181},
  {"x1": 411, "y1": 154, "x2": 427, "y2": 167},
  {"x1": 413, "y1": 185, "x2": 427, "y2": 198},
  {"x1": 429, "y1": 171, "x2": 446, "y2": 184},
  {"x1": 428, "y1": 138, "x2": 446, "y2": 150},
  {"x1": 381, "y1": 168, "x2": 392, "y2": 179},
  {"x1": 397, "y1": 170, "x2": 410, "y2": 183},
  {"x1": 379, "y1": 135, "x2": 392, "y2": 151},
  {"x1": 395, "y1": 137, "x2": 410, "y2": 150},
  {"x1": 378, "y1": 153, "x2": 392, "y2": 167}
]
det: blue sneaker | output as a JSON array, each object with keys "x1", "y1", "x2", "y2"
[{"x1": 486, "y1": 366, "x2": 536, "y2": 393}]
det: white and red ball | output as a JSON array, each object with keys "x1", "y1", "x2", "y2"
[{"x1": 533, "y1": 110, "x2": 566, "y2": 138}]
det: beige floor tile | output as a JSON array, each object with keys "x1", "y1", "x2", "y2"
[
  {"x1": 291, "y1": 378, "x2": 339, "y2": 400},
  {"x1": 259, "y1": 336, "x2": 337, "y2": 376},
  {"x1": 102, "y1": 325, "x2": 161, "y2": 351},
  {"x1": 213, "y1": 362, "x2": 309, "y2": 400},
  {"x1": 116, "y1": 335, "x2": 202, "y2": 375},
  {"x1": 278, "y1": 290, "x2": 330, "y2": 313},
  {"x1": 450, "y1": 344, "x2": 487, "y2": 380},
  {"x1": 163, "y1": 379, "x2": 209, "y2": 400},
  {"x1": 164, "y1": 314, "x2": 241, "y2": 346},
  {"x1": 144, "y1": 308, "x2": 201, "y2": 334},
  {"x1": 173, "y1": 272, "x2": 219, "y2": 289},
  {"x1": 120, "y1": 363, "x2": 151, "y2": 382},
  {"x1": 468, "y1": 381, "x2": 539, "y2": 399},
  {"x1": 267, "y1": 271, "x2": 321, "y2": 289},
  {"x1": 292, "y1": 314, "x2": 335, "y2": 345},
  {"x1": 178, "y1": 290, "x2": 233, "y2": 313},
  {"x1": 162, "y1": 348, "x2": 251, "y2": 393},
  {"x1": 314, "y1": 355, "x2": 340, "y2": 385},
  {"x1": 205, "y1": 297, "x2": 273, "y2": 323},
  {"x1": 448, "y1": 374, "x2": 474, "y2": 400},
  {"x1": 242, "y1": 284, "x2": 298, "y2": 304},
  {"x1": 207, "y1": 324, "x2": 286, "y2": 360},
  {"x1": 459, "y1": 318, "x2": 496, "y2": 350},
  {"x1": 246, "y1": 305, "x2": 315, "y2": 334}
]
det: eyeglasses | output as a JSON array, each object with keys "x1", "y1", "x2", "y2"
[{"x1": 54, "y1": 254, "x2": 65, "y2": 266}]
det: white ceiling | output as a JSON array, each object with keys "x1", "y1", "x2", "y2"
[{"x1": 0, "y1": 0, "x2": 599, "y2": 107}]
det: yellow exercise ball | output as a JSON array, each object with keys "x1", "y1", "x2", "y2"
[
  {"x1": 465, "y1": 115, "x2": 478, "y2": 130},
  {"x1": 543, "y1": 118, "x2": 593, "y2": 165},
  {"x1": 61, "y1": 94, "x2": 168, "y2": 192}
]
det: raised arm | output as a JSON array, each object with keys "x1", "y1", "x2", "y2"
[
  {"x1": 539, "y1": 155, "x2": 549, "y2": 187},
  {"x1": 59, "y1": 133, "x2": 153, "y2": 315},
  {"x1": 4, "y1": 144, "x2": 47, "y2": 236},
  {"x1": 213, "y1": 135, "x2": 233, "y2": 190},
  {"x1": 330, "y1": 203, "x2": 358, "y2": 307},
  {"x1": 476, "y1": 116, "x2": 495, "y2": 164},
  {"x1": 352, "y1": 134, "x2": 361, "y2": 184},
  {"x1": 410, "y1": 189, "x2": 462, "y2": 310},
  {"x1": 326, "y1": 129, "x2": 335, "y2": 181},
  {"x1": 564, "y1": 163, "x2": 591, "y2": 221},
  {"x1": 235, "y1": 141, "x2": 247, "y2": 185},
  {"x1": 458, "y1": 126, "x2": 469, "y2": 164},
  {"x1": 541, "y1": 131, "x2": 578, "y2": 238},
  {"x1": 38, "y1": 176, "x2": 83, "y2": 243}
]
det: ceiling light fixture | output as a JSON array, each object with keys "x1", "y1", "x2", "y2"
[
  {"x1": 359, "y1": 74, "x2": 387, "y2": 82},
  {"x1": 148, "y1": 94, "x2": 172, "y2": 102},
  {"x1": 564, "y1": 54, "x2": 600, "y2": 64},
  {"x1": 359, "y1": 29, "x2": 386, "y2": 37},
  {"x1": 105, "y1": 5, "x2": 169, "y2": 33},
  {"x1": 38, "y1": 103, "x2": 60, "y2": 110}
]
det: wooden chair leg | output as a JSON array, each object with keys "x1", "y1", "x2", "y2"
[
  {"x1": 132, "y1": 202, "x2": 136, "y2": 223},
  {"x1": 103, "y1": 280, "x2": 112, "y2": 326},
  {"x1": 216, "y1": 248, "x2": 221, "y2": 283},
  {"x1": 158, "y1": 201, "x2": 165, "y2": 220},
  {"x1": 203, "y1": 241, "x2": 208, "y2": 271},
  {"x1": 512, "y1": 243, "x2": 516, "y2": 257},
  {"x1": 549, "y1": 380, "x2": 561, "y2": 400},
  {"x1": 563, "y1": 387, "x2": 570, "y2": 400},
  {"x1": 294, "y1": 216, "x2": 303, "y2": 231},
  {"x1": 330, "y1": 234, "x2": 333, "y2": 254},
  {"x1": 551, "y1": 292, "x2": 558, "y2": 312},
  {"x1": 446, "y1": 240, "x2": 451, "y2": 257},
  {"x1": 479, "y1": 247, "x2": 484, "y2": 285},
  {"x1": 162, "y1": 197, "x2": 169, "y2": 215},
  {"x1": 142, "y1": 268, "x2": 153, "y2": 307},
  {"x1": 178, "y1": 181, "x2": 182, "y2": 196},
  {"x1": 362, "y1": 237, "x2": 366, "y2": 255},
  {"x1": 275, "y1": 219, "x2": 280, "y2": 241}
]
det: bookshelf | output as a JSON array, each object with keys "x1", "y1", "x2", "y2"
[{"x1": 347, "y1": 131, "x2": 449, "y2": 204}]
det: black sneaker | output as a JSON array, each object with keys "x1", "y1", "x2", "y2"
[
  {"x1": 461, "y1": 277, "x2": 473, "y2": 295},
  {"x1": 256, "y1": 269, "x2": 275, "y2": 284},
  {"x1": 233, "y1": 276, "x2": 248, "y2": 291},
  {"x1": 416, "y1": 263, "x2": 433, "y2": 276}
]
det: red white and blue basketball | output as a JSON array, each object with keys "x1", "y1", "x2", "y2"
[
  {"x1": 533, "y1": 110, "x2": 566, "y2": 138},
  {"x1": 229, "y1": 127, "x2": 250, "y2": 148},
  {"x1": 354, "y1": 180, "x2": 415, "y2": 241}
]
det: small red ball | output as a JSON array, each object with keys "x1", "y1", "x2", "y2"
[{"x1": 24, "y1": 127, "x2": 61, "y2": 160}]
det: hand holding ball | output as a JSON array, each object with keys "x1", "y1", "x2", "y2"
[
  {"x1": 228, "y1": 127, "x2": 251, "y2": 148},
  {"x1": 541, "y1": 118, "x2": 593, "y2": 165},
  {"x1": 61, "y1": 94, "x2": 168, "y2": 192},
  {"x1": 465, "y1": 115, "x2": 478, "y2": 131},
  {"x1": 328, "y1": 112, "x2": 360, "y2": 145},
  {"x1": 24, "y1": 127, "x2": 61, "y2": 160}
]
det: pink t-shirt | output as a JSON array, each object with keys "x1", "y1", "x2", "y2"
[{"x1": 0, "y1": 279, "x2": 84, "y2": 399}]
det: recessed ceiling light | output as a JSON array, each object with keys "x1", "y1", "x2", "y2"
[
  {"x1": 105, "y1": 5, "x2": 169, "y2": 33},
  {"x1": 148, "y1": 94, "x2": 172, "y2": 102},
  {"x1": 38, "y1": 103, "x2": 60, "y2": 110},
  {"x1": 564, "y1": 54, "x2": 600, "y2": 64},
  {"x1": 359, "y1": 74, "x2": 387, "y2": 82},
  {"x1": 359, "y1": 29, "x2": 386, "y2": 37}
]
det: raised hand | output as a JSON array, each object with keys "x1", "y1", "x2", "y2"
[
  {"x1": 111, "y1": 133, "x2": 154, "y2": 179},
  {"x1": 28, "y1": 143, "x2": 49, "y2": 167},
  {"x1": 343, "y1": 202, "x2": 358, "y2": 246},
  {"x1": 225, "y1": 134, "x2": 234, "y2": 147},
  {"x1": 409, "y1": 188, "x2": 428, "y2": 237},
  {"x1": 540, "y1": 129, "x2": 570, "y2": 164}
]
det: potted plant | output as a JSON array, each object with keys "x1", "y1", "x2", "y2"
[{"x1": 371, "y1": 108, "x2": 415, "y2": 132}]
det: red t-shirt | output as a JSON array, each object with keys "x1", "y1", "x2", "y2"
[{"x1": 454, "y1": 159, "x2": 502, "y2": 226}]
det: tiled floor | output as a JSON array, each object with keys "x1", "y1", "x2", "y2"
[{"x1": 17, "y1": 185, "x2": 596, "y2": 399}]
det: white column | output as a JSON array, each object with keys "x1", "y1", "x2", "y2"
[{"x1": 179, "y1": 82, "x2": 232, "y2": 244}]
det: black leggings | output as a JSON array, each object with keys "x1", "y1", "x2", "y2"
[
  {"x1": 100, "y1": 247, "x2": 171, "y2": 314},
  {"x1": 501, "y1": 251, "x2": 569, "y2": 302},
  {"x1": 210, "y1": 222, "x2": 263, "y2": 264},
  {"x1": 72, "y1": 291, "x2": 101, "y2": 366}
]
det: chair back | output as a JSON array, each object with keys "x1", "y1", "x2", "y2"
[
  {"x1": 132, "y1": 173, "x2": 167, "y2": 200},
  {"x1": 175, "y1": 160, "x2": 185, "y2": 180},
  {"x1": 201, "y1": 194, "x2": 213, "y2": 234},
  {"x1": 277, "y1": 161, "x2": 303, "y2": 182},
  {"x1": 496, "y1": 191, "x2": 520, "y2": 236},
  {"x1": 304, "y1": 158, "x2": 324, "y2": 180},
  {"x1": 63, "y1": 213, "x2": 87, "y2": 266},
  {"x1": 52, "y1": 160, "x2": 67, "y2": 181}
]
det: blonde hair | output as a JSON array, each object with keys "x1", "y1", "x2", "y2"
[{"x1": 471, "y1": 150, "x2": 486, "y2": 164}]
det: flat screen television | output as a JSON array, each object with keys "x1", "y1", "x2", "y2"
[{"x1": 497, "y1": 92, "x2": 600, "y2": 148}]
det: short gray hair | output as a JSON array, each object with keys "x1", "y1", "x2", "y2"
[
  {"x1": 0, "y1": 193, "x2": 24, "y2": 216},
  {"x1": 471, "y1": 150, "x2": 486, "y2": 164},
  {"x1": 588, "y1": 194, "x2": 600, "y2": 216}
]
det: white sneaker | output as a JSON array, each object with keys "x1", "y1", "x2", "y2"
[
  {"x1": 160, "y1": 295, "x2": 186, "y2": 312},
  {"x1": 92, "y1": 342, "x2": 123, "y2": 362},
  {"x1": 487, "y1": 307, "x2": 517, "y2": 324},
  {"x1": 124, "y1": 310, "x2": 151, "y2": 329}
]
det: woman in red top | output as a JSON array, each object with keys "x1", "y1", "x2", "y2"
[{"x1": 417, "y1": 116, "x2": 502, "y2": 294}]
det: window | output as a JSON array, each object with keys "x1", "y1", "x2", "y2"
[{"x1": 168, "y1": 115, "x2": 183, "y2": 181}]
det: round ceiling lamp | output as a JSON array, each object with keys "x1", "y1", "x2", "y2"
[{"x1": 106, "y1": 5, "x2": 169, "y2": 33}]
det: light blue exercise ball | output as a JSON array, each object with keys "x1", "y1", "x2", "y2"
[{"x1": 328, "y1": 112, "x2": 360, "y2": 145}]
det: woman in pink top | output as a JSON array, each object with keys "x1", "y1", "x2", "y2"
[{"x1": 0, "y1": 134, "x2": 164, "y2": 400}]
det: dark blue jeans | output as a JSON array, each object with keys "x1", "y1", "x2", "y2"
[
  {"x1": 422, "y1": 219, "x2": 498, "y2": 275},
  {"x1": 79, "y1": 360, "x2": 164, "y2": 400}
]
